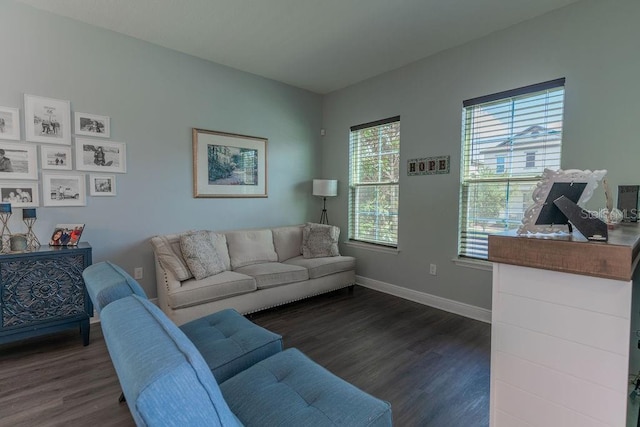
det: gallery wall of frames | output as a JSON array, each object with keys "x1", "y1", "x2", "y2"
[{"x1": 0, "y1": 94, "x2": 125, "y2": 208}]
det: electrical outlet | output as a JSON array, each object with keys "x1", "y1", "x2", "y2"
[
  {"x1": 429, "y1": 264, "x2": 437, "y2": 275},
  {"x1": 134, "y1": 267, "x2": 143, "y2": 280}
]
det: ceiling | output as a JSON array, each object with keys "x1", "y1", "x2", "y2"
[{"x1": 15, "y1": 0, "x2": 579, "y2": 94}]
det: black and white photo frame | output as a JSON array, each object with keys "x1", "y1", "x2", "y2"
[
  {"x1": 75, "y1": 112, "x2": 110, "y2": 138},
  {"x1": 0, "y1": 106, "x2": 20, "y2": 141},
  {"x1": 75, "y1": 138, "x2": 126, "y2": 173},
  {"x1": 41, "y1": 145, "x2": 72, "y2": 170},
  {"x1": 0, "y1": 142, "x2": 38, "y2": 180},
  {"x1": 89, "y1": 174, "x2": 116, "y2": 196},
  {"x1": 42, "y1": 172, "x2": 86, "y2": 207},
  {"x1": 24, "y1": 94, "x2": 72, "y2": 145},
  {"x1": 0, "y1": 181, "x2": 39, "y2": 208}
]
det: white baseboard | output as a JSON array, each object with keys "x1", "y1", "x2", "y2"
[{"x1": 356, "y1": 275, "x2": 492, "y2": 324}]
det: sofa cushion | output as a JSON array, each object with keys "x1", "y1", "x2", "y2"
[
  {"x1": 151, "y1": 230, "x2": 231, "y2": 281},
  {"x1": 101, "y1": 295, "x2": 240, "y2": 427},
  {"x1": 272, "y1": 225, "x2": 303, "y2": 262},
  {"x1": 285, "y1": 255, "x2": 356, "y2": 279},
  {"x1": 220, "y1": 348, "x2": 392, "y2": 426},
  {"x1": 181, "y1": 231, "x2": 226, "y2": 280},
  {"x1": 302, "y1": 222, "x2": 340, "y2": 258},
  {"x1": 180, "y1": 308, "x2": 283, "y2": 383},
  {"x1": 168, "y1": 271, "x2": 257, "y2": 309},
  {"x1": 234, "y1": 262, "x2": 309, "y2": 290},
  {"x1": 150, "y1": 232, "x2": 194, "y2": 281},
  {"x1": 226, "y1": 229, "x2": 277, "y2": 269}
]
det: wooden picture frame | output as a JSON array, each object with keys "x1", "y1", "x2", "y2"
[
  {"x1": 24, "y1": 94, "x2": 71, "y2": 145},
  {"x1": 0, "y1": 106, "x2": 20, "y2": 141},
  {"x1": 42, "y1": 173, "x2": 86, "y2": 207},
  {"x1": 192, "y1": 128, "x2": 267, "y2": 198},
  {"x1": 75, "y1": 138, "x2": 126, "y2": 173}
]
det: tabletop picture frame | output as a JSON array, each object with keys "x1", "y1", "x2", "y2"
[{"x1": 192, "y1": 128, "x2": 267, "y2": 198}]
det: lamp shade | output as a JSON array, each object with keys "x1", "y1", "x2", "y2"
[{"x1": 313, "y1": 179, "x2": 337, "y2": 197}]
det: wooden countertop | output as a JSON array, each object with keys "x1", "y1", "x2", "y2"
[{"x1": 488, "y1": 224, "x2": 640, "y2": 281}]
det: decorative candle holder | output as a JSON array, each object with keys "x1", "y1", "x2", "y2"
[
  {"x1": 0, "y1": 203, "x2": 12, "y2": 254},
  {"x1": 22, "y1": 208, "x2": 40, "y2": 250}
]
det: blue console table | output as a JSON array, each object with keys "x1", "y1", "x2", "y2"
[{"x1": 0, "y1": 243, "x2": 92, "y2": 346}]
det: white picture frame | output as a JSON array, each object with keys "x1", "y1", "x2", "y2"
[
  {"x1": 75, "y1": 138, "x2": 126, "y2": 173},
  {"x1": 89, "y1": 174, "x2": 116, "y2": 196},
  {"x1": 0, "y1": 106, "x2": 20, "y2": 141},
  {"x1": 24, "y1": 94, "x2": 71, "y2": 145},
  {"x1": 517, "y1": 168, "x2": 607, "y2": 235},
  {"x1": 42, "y1": 173, "x2": 86, "y2": 207},
  {"x1": 0, "y1": 181, "x2": 39, "y2": 208},
  {"x1": 0, "y1": 142, "x2": 38, "y2": 180},
  {"x1": 74, "y1": 112, "x2": 110, "y2": 138},
  {"x1": 41, "y1": 145, "x2": 72, "y2": 170}
]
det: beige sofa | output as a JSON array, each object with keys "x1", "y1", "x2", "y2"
[{"x1": 151, "y1": 224, "x2": 355, "y2": 325}]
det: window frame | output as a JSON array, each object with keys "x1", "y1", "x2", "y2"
[
  {"x1": 348, "y1": 116, "x2": 400, "y2": 248},
  {"x1": 458, "y1": 78, "x2": 565, "y2": 260}
]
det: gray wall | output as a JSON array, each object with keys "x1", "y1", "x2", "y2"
[
  {"x1": 0, "y1": 2, "x2": 323, "y2": 297},
  {"x1": 322, "y1": 0, "x2": 640, "y2": 311}
]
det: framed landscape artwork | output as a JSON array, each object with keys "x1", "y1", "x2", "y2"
[
  {"x1": 0, "y1": 106, "x2": 20, "y2": 141},
  {"x1": 192, "y1": 128, "x2": 267, "y2": 198},
  {"x1": 75, "y1": 138, "x2": 126, "y2": 173},
  {"x1": 0, "y1": 181, "x2": 39, "y2": 207},
  {"x1": 42, "y1": 173, "x2": 86, "y2": 207},
  {"x1": 75, "y1": 112, "x2": 110, "y2": 138},
  {"x1": 24, "y1": 94, "x2": 71, "y2": 145},
  {"x1": 41, "y1": 145, "x2": 72, "y2": 170},
  {"x1": 0, "y1": 142, "x2": 38, "y2": 180}
]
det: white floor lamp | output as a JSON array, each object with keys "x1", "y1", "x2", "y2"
[{"x1": 313, "y1": 179, "x2": 337, "y2": 224}]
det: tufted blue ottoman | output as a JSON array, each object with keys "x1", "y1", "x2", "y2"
[
  {"x1": 84, "y1": 261, "x2": 283, "y2": 384},
  {"x1": 221, "y1": 348, "x2": 393, "y2": 426},
  {"x1": 180, "y1": 308, "x2": 283, "y2": 383}
]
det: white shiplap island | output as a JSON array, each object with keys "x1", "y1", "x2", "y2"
[{"x1": 488, "y1": 225, "x2": 640, "y2": 426}]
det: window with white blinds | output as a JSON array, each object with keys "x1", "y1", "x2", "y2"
[
  {"x1": 458, "y1": 79, "x2": 565, "y2": 259},
  {"x1": 349, "y1": 116, "x2": 400, "y2": 247}
]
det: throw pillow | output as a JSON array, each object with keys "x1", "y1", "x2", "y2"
[
  {"x1": 301, "y1": 223, "x2": 340, "y2": 259},
  {"x1": 180, "y1": 231, "x2": 226, "y2": 280}
]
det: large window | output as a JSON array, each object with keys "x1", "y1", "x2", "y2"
[
  {"x1": 458, "y1": 79, "x2": 565, "y2": 259},
  {"x1": 349, "y1": 116, "x2": 400, "y2": 247}
]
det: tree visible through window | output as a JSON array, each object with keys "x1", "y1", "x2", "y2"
[
  {"x1": 349, "y1": 116, "x2": 400, "y2": 247},
  {"x1": 458, "y1": 79, "x2": 565, "y2": 259}
]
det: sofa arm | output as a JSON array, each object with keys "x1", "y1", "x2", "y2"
[{"x1": 154, "y1": 256, "x2": 181, "y2": 314}]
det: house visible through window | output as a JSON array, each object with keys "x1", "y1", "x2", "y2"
[
  {"x1": 525, "y1": 152, "x2": 536, "y2": 168},
  {"x1": 458, "y1": 79, "x2": 565, "y2": 259},
  {"x1": 349, "y1": 116, "x2": 400, "y2": 247}
]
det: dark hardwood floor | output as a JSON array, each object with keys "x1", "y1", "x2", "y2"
[{"x1": 0, "y1": 286, "x2": 490, "y2": 426}]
